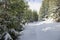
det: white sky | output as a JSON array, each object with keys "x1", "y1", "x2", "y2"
[{"x1": 27, "y1": 0, "x2": 42, "y2": 13}]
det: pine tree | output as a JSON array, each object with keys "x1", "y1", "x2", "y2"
[{"x1": 0, "y1": 0, "x2": 28, "y2": 40}]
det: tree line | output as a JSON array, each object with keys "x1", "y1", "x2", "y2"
[
  {"x1": 0, "y1": 0, "x2": 38, "y2": 40},
  {"x1": 39, "y1": 0, "x2": 60, "y2": 22}
]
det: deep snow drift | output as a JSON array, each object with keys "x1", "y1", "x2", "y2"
[{"x1": 19, "y1": 19, "x2": 60, "y2": 40}]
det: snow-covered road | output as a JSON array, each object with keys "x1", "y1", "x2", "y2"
[{"x1": 19, "y1": 21, "x2": 60, "y2": 40}]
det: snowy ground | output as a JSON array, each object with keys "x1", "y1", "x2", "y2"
[{"x1": 19, "y1": 20, "x2": 60, "y2": 40}]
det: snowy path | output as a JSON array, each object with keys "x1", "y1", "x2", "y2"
[{"x1": 19, "y1": 21, "x2": 60, "y2": 40}]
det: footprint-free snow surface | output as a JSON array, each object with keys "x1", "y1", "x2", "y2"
[{"x1": 19, "y1": 20, "x2": 60, "y2": 40}]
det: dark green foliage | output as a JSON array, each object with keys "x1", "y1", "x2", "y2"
[
  {"x1": 0, "y1": 0, "x2": 28, "y2": 40},
  {"x1": 32, "y1": 11, "x2": 38, "y2": 21},
  {"x1": 24, "y1": 9, "x2": 38, "y2": 22},
  {"x1": 0, "y1": 0, "x2": 39, "y2": 40},
  {"x1": 0, "y1": 0, "x2": 28, "y2": 30},
  {"x1": 24, "y1": 9, "x2": 33, "y2": 22}
]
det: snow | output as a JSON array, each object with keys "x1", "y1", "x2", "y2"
[
  {"x1": 4, "y1": 32, "x2": 12, "y2": 40},
  {"x1": 19, "y1": 19, "x2": 60, "y2": 40}
]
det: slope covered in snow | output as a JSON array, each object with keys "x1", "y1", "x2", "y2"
[{"x1": 19, "y1": 20, "x2": 60, "y2": 40}]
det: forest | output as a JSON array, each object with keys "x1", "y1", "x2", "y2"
[
  {"x1": 0, "y1": 0, "x2": 38, "y2": 40},
  {"x1": 39, "y1": 0, "x2": 60, "y2": 22},
  {"x1": 0, "y1": 0, "x2": 60, "y2": 40}
]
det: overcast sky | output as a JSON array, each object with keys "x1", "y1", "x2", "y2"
[{"x1": 27, "y1": 0, "x2": 42, "y2": 13}]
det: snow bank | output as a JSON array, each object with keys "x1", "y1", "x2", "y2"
[
  {"x1": 19, "y1": 19, "x2": 60, "y2": 40},
  {"x1": 4, "y1": 32, "x2": 13, "y2": 40}
]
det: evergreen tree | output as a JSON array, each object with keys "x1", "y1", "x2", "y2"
[
  {"x1": 0, "y1": 0, "x2": 28, "y2": 40},
  {"x1": 32, "y1": 11, "x2": 38, "y2": 21}
]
